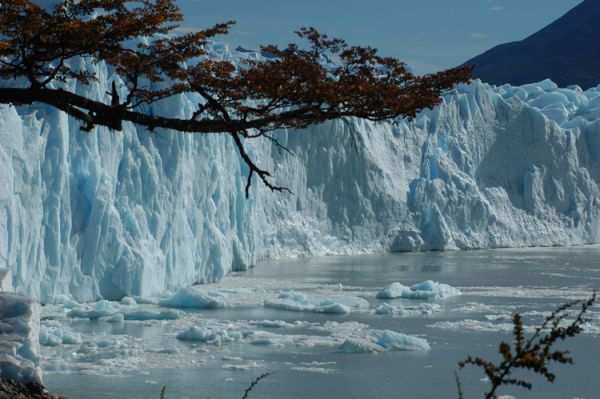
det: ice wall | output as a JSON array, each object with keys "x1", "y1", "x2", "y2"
[
  {"x1": 0, "y1": 292, "x2": 41, "y2": 384},
  {"x1": 1, "y1": 50, "x2": 599, "y2": 302}
]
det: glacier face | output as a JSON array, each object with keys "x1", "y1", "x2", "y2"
[{"x1": 0, "y1": 50, "x2": 599, "y2": 302}]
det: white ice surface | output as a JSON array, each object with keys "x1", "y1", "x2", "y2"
[
  {"x1": 158, "y1": 288, "x2": 227, "y2": 309},
  {"x1": 375, "y1": 330, "x2": 431, "y2": 351},
  {"x1": 1, "y1": 46, "x2": 599, "y2": 302},
  {"x1": 374, "y1": 302, "x2": 441, "y2": 316},
  {"x1": 0, "y1": 292, "x2": 41, "y2": 384},
  {"x1": 39, "y1": 322, "x2": 82, "y2": 346},
  {"x1": 377, "y1": 281, "x2": 461, "y2": 300},
  {"x1": 34, "y1": 275, "x2": 443, "y2": 376},
  {"x1": 0, "y1": 269, "x2": 11, "y2": 292},
  {"x1": 30, "y1": 273, "x2": 600, "y2": 382},
  {"x1": 264, "y1": 291, "x2": 369, "y2": 315}
]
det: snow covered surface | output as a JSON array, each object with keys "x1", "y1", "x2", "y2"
[
  {"x1": 1, "y1": 44, "x2": 599, "y2": 302},
  {"x1": 0, "y1": 292, "x2": 41, "y2": 384}
]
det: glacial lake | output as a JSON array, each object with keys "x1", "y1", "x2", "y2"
[{"x1": 42, "y1": 246, "x2": 600, "y2": 399}]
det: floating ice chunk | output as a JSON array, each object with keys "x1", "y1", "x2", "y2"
[
  {"x1": 415, "y1": 303, "x2": 441, "y2": 315},
  {"x1": 427, "y1": 319, "x2": 514, "y2": 333},
  {"x1": 99, "y1": 313, "x2": 125, "y2": 323},
  {"x1": 39, "y1": 331, "x2": 61, "y2": 347},
  {"x1": 374, "y1": 302, "x2": 440, "y2": 316},
  {"x1": 146, "y1": 348, "x2": 180, "y2": 354},
  {"x1": 264, "y1": 291, "x2": 368, "y2": 314},
  {"x1": 222, "y1": 356, "x2": 243, "y2": 362},
  {"x1": 120, "y1": 296, "x2": 137, "y2": 306},
  {"x1": 248, "y1": 320, "x2": 295, "y2": 328},
  {"x1": 123, "y1": 309, "x2": 179, "y2": 321},
  {"x1": 245, "y1": 331, "x2": 294, "y2": 346},
  {"x1": 339, "y1": 339, "x2": 385, "y2": 353},
  {"x1": 221, "y1": 361, "x2": 264, "y2": 371},
  {"x1": 316, "y1": 300, "x2": 352, "y2": 315},
  {"x1": 339, "y1": 331, "x2": 430, "y2": 353},
  {"x1": 95, "y1": 339, "x2": 112, "y2": 348},
  {"x1": 278, "y1": 291, "x2": 309, "y2": 304},
  {"x1": 485, "y1": 314, "x2": 513, "y2": 321},
  {"x1": 407, "y1": 281, "x2": 461, "y2": 299},
  {"x1": 375, "y1": 330, "x2": 431, "y2": 351},
  {"x1": 176, "y1": 326, "x2": 242, "y2": 345},
  {"x1": 159, "y1": 288, "x2": 225, "y2": 309},
  {"x1": 376, "y1": 283, "x2": 411, "y2": 299},
  {"x1": 374, "y1": 303, "x2": 408, "y2": 316},
  {"x1": 290, "y1": 366, "x2": 338, "y2": 374},
  {"x1": 52, "y1": 295, "x2": 80, "y2": 309},
  {"x1": 377, "y1": 281, "x2": 460, "y2": 300},
  {"x1": 67, "y1": 300, "x2": 121, "y2": 320},
  {"x1": 39, "y1": 324, "x2": 82, "y2": 346},
  {"x1": 132, "y1": 297, "x2": 159, "y2": 305}
]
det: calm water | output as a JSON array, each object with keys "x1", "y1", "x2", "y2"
[{"x1": 44, "y1": 246, "x2": 600, "y2": 399}]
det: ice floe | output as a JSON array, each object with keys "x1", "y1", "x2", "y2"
[
  {"x1": 376, "y1": 281, "x2": 461, "y2": 300},
  {"x1": 177, "y1": 327, "x2": 243, "y2": 345},
  {"x1": 159, "y1": 288, "x2": 227, "y2": 309},
  {"x1": 374, "y1": 303, "x2": 441, "y2": 316},
  {"x1": 264, "y1": 291, "x2": 369, "y2": 315},
  {"x1": 39, "y1": 322, "x2": 82, "y2": 346},
  {"x1": 376, "y1": 330, "x2": 431, "y2": 351},
  {"x1": 67, "y1": 300, "x2": 121, "y2": 320}
]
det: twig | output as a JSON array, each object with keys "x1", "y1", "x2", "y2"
[{"x1": 241, "y1": 372, "x2": 272, "y2": 399}]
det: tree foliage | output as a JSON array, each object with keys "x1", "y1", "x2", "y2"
[
  {"x1": 0, "y1": 0, "x2": 472, "y2": 195},
  {"x1": 456, "y1": 292, "x2": 597, "y2": 399}
]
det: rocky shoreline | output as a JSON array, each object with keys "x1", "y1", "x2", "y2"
[{"x1": 0, "y1": 378, "x2": 63, "y2": 399}]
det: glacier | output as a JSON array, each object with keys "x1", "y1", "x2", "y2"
[
  {"x1": 0, "y1": 46, "x2": 599, "y2": 303},
  {"x1": 0, "y1": 291, "x2": 41, "y2": 384}
]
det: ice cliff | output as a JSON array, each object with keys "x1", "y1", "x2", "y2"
[
  {"x1": 1, "y1": 47, "x2": 599, "y2": 302},
  {"x1": 0, "y1": 290, "x2": 41, "y2": 384}
]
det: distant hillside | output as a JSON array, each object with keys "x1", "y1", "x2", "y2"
[{"x1": 463, "y1": 0, "x2": 600, "y2": 89}]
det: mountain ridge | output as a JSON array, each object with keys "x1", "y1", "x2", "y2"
[{"x1": 463, "y1": 0, "x2": 600, "y2": 89}]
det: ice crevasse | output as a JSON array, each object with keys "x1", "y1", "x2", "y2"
[{"x1": 0, "y1": 47, "x2": 599, "y2": 303}]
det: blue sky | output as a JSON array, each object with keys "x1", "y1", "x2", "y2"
[{"x1": 178, "y1": 0, "x2": 582, "y2": 74}]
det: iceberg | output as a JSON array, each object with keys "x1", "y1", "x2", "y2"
[
  {"x1": 339, "y1": 339, "x2": 385, "y2": 353},
  {"x1": 376, "y1": 281, "x2": 461, "y2": 300},
  {"x1": 375, "y1": 330, "x2": 431, "y2": 351},
  {"x1": 0, "y1": 44, "x2": 598, "y2": 303},
  {"x1": 158, "y1": 288, "x2": 226, "y2": 309},
  {"x1": 39, "y1": 322, "x2": 82, "y2": 346},
  {"x1": 67, "y1": 300, "x2": 121, "y2": 319},
  {"x1": 337, "y1": 330, "x2": 431, "y2": 353},
  {"x1": 264, "y1": 291, "x2": 369, "y2": 315},
  {"x1": 373, "y1": 302, "x2": 441, "y2": 316},
  {"x1": 122, "y1": 308, "x2": 180, "y2": 321},
  {"x1": 176, "y1": 326, "x2": 243, "y2": 345}
]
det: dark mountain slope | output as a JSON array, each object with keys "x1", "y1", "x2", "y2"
[{"x1": 463, "y1": 0, "x2": 600, "y2": 89}]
